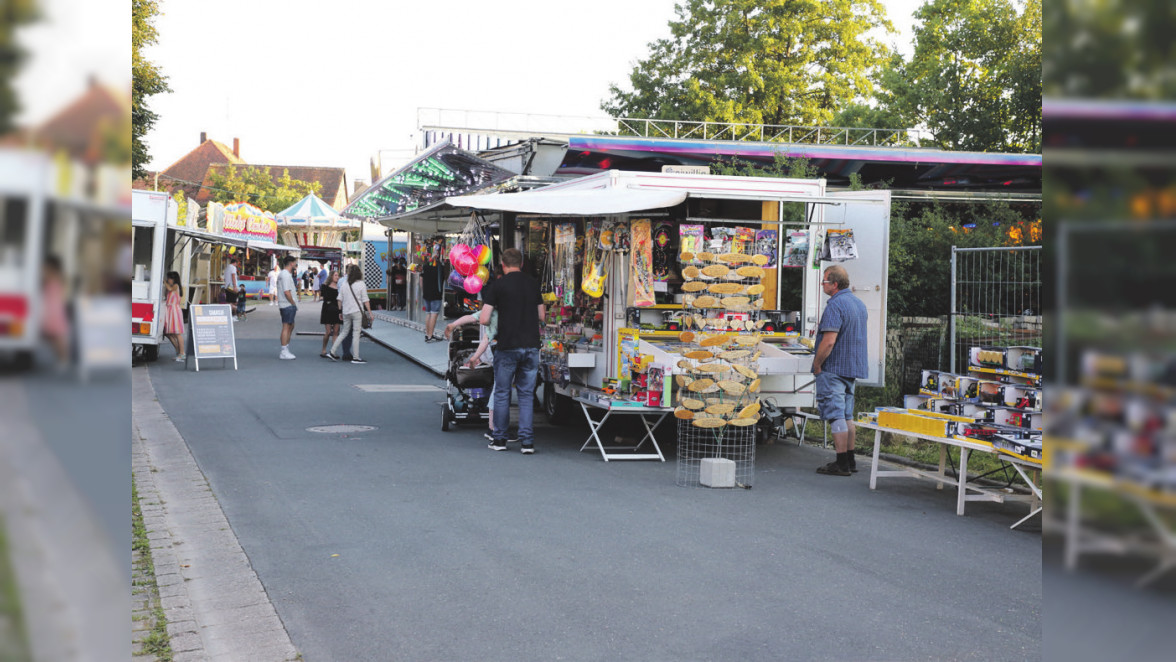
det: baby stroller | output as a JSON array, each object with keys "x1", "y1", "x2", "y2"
[{"x1": 441, "y1": 325, "x2": 494, "y2": 431}]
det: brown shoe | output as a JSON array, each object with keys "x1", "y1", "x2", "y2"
[{"x1": 816, "y1": 461, "x2": 851, "y2": 476}]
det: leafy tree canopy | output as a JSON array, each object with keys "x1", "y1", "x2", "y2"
[
  {"x1": 1043, "y1": 0, "x2": 1176, "y2": 99},
  {"x1": 207, "y1": 166, "x2": 322, "y2": 214},
  {"x1": 0, "y1": 0, "x2": 39, "y2": 135},
  {"x1": 880, "y1": 0, "x2": 1041, "y2": 153},
  {"x1": 133, "y1": 0, "x2": 170, "y2": 180},
  {"x1": 602, "y1": 0, "x2": 894, "y2": 127}
]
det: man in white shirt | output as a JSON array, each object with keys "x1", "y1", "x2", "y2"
[
  {"x1": 223, "y1": 256, "x2": 240, "y2": 321},
  {"x1": 277, "y1": 256, "x2": 299, "y2": 359},
  {"x1": 266, "y1": 265, "x2": 279, "y2": 305}
]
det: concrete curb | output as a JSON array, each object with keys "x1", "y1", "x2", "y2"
[
  {"x1": 365, "y1": 312, "x2": 445, "y2": 378},
  {"x1": 132, "y1": 367, "x2": 300, "y2": 661}
]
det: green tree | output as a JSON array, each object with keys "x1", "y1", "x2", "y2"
[
  {"x1": 133, "y1": 0, "x2": 170, "y2": 180},
  {"x1": 207, "y1": 165, "x2": 322, "y2": 213},
  {"x1": 1043, "y1": 0, "x2": 1176, "y2": 99},
  {"x1": 0, "y1": 0, "x2": 39, "y2": 135},
  {"x1": 882, "y1": 0, "x2": 1041, "y2": 153},
  {"x1": 602, "y1": 0, "x2": 894, "y2": 128}
]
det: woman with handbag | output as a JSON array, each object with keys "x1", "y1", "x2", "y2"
[
  {"x1": 326, "y1": 264, "x2": 371, "y2": 364},
  {"x1": 318, "y1": 270, "x2": 342, "y2": 358}
]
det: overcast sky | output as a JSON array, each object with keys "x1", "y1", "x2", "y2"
[{"x1": 16, "y1": 0, "x2": 923, "y2": 191}]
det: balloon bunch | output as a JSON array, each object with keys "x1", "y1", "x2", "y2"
[{"x1": 448, "y1": 243, "x2": 492, "y2": 294}]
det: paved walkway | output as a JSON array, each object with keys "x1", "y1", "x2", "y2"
[{"x1": 132, "y1": 368, "x2": 299, "y2": 661}]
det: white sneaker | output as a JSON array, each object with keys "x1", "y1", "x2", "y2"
[{"x1": 279, "y1": 349, "x2": 296, "y2": 360}]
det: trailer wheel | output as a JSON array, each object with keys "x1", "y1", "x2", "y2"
[
  {"x1": 143, "y1": 344, "x2": 159, "y2": 362},
  {"x1": 543, "y1": 382, "x2": 573, "y2": 424},
  {"x1": 441, "y1": 404, "x2": 451, "y2": 431}
]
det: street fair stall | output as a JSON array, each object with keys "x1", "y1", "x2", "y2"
[
  {"x1": 207, "y1": 202, "x2": 301, "y2": 299},
  {"x1": 857, "y1": 344, "x2": 1044, "y2": 526},
  {"x1": 339, "y1": 141, "x2": 518, "y2": 323},
  {"x1": 132, "y1": 191, "x2": 251, "y2": 360},
  {"x1": 405, "y1": 170, "x2": 891, "y2": 486}
]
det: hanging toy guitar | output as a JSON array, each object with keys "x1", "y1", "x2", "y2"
[{"x1": 581, "y1": 227, "x2": 613, "y2": 298}]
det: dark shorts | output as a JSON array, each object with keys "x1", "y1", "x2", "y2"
[
  {"x1": 224, "y1": 288, "x2": 238, "y2": 304},
  {"x1": 424, "y1": 299, "x2": 442, "y2": 314},
  {"x1": 280, "y1": 306, "x2": 297, "y2": 325},
  {"x1": 816, "y1": 371, "x2": 856, "y2": 421}
]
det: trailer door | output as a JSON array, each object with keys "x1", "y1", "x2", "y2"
[{"x1": 818, "y1": 191, "x2": 890, "y2": 387}]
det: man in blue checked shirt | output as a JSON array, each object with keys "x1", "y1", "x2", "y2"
[{"x1": 812, "y1": 265, "x2": 869, "y2": 476}]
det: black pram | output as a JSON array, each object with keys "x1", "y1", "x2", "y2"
[{"x1": 441, "y1": 325, "x2": 493, "y2": 431}]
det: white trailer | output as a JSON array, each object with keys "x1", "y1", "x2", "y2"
[
  {"x1": 131, "y1": 190, "x2": 248, "y2": 361},
  {"x1": 0, "y1": 150, "x2": 52, "y2": 368}
]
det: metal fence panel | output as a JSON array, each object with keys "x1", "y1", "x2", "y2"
[{"x1": 950, "y1": 246, "x2": 1042, "y2": 373}]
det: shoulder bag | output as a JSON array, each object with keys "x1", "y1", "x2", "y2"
[{"x1": 348, "y1": 280, "x2": 373, "y2": 329}]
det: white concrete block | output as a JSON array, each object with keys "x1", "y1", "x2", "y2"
[{"x1": 699, "y1": 458, "x2": 736, "y2": 488}]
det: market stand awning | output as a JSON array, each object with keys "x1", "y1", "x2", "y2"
[
  {"x1": 380, "y1": 169, "x2": 881, "y2": 233},
  {"x1": 443, "y1": 187, "x2": 687, "y2": 215},
  {"x1": 276, "y1": 193, "x2": 357, "y2": 228},
  {"x1": 247, "y1": 239, "x2": 302, "y2": 253}
]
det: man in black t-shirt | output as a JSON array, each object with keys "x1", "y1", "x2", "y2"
[
  {"x1": 480, "y1": 248, "x2": 544, "y2": 454},
  {"x1": 421, "y1": 242, "x2": 446, "y2": 342}
]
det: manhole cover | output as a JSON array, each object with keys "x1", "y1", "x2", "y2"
[{"x1": 307, "y1": 425, "x2": 378, "y2": 434}]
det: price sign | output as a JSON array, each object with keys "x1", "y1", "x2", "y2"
[{"x1": 189, "y1": 304, "x2": 237, "y2": 370}]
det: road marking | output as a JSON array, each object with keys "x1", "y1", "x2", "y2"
[
  {"x1": 307, "y1": 425, "x2": 378, "y2": 433},
  {"x1": 353, "y1": 384, "x2": 442, "y2": 392}
]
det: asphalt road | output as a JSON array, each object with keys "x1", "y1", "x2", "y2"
[{"x1": 145, "y1": 305, "x2": 1041, "y2": 661}]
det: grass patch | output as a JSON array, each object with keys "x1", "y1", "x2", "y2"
[
  {"x1": 132, "y1": 478, "x2": 172, "y2": 661},
  {"x1": 0, "y1": 515, "x2": 32, "y2": 662}
]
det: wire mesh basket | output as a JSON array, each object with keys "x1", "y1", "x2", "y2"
[{"x1": 675, "y1": 418, "x2": 756, "y2": 487}]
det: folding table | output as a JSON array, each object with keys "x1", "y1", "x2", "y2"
[{"x1": 574, "y1": 394, "x2": 670, "y2": 462}]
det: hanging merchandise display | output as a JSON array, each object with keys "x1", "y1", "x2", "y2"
[
  {"x1": 783, "y1": 231, "x2": 809, "y2": 268},
  {"x1": 630, "y1": 218, "x2": 655, "y2": 307},
  {"x1": 754, "y1": 229, "x2": 778, "y2": 268},
  {"x1": 820, "y1": 228, "x2": 858, "y2": 262},
  {"x1": 554, "y1": 222, "x2": 577, "y2": 306},
  {"x1": 672, "y1": 248, "x2": 772, "y2": 487},
  {"x1": 679, "y1": 224, "x2": 704, "y2": 255},
  {"x1": 445, "y1": 213, "x2": 494, "y2": 295},
  {"x1": 581, "y1": 220, "x2": 610, "y2": 298},
  {"x1": 652, "y1": 223, "x2": 674, "y2": 280}
]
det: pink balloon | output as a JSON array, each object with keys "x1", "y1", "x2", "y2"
[
  {"x1": 454, "y1": 252, "x2": 478, "y2": 277},
  {"x1": 448, "y1": 243, "x2": 472, "y2": 266},
  {"x1": 463, "y1": 275, "x2": 484, "y2": 294}
]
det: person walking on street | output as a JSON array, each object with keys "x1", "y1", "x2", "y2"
[
  {"x1": 326, "y1": 264, "x2": 372, "y2": 364},
  {"x1": 267, "y1": 265, "x2": 279, "y2": 306},
  {"x1": 223, "y1": 256, "x2": 240, "y2": 320},
  {"x1": 315, "y1": 263, "x2": 329, "y2": 303},
  {"x1": 277, "y1": 256, "x2": 299, "y2": 359},
  {"x1": 479, "y1": 248, "x2": 543, "y2": 454},
  {"x1": 421, "y1": 243, "x2": 446, "y2": 342},
  {"x1": 812, "y1": 264, "x2": 869, "y2": 476},
  {"x1": 319, "y1": 271, "x2": 342, "y2": 358},
  {"x1": 310, "y1": 265, "x2": 321, "y2": 302}
]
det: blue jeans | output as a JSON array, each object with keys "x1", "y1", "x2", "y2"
[
  {"x1": 493, "y1": 347, "x2": 539, "y2": 445},
  {"x1": 815, "y1": 371, "x2": 856, "y2": 421}
]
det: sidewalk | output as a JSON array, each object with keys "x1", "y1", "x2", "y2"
[{"x1": 293, "y1": 305, "x2": 451, "y2": 377}]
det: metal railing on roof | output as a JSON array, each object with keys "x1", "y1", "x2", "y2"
[{"x1": 417, "y1": 107, "x2": 933, "y2": 148}]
